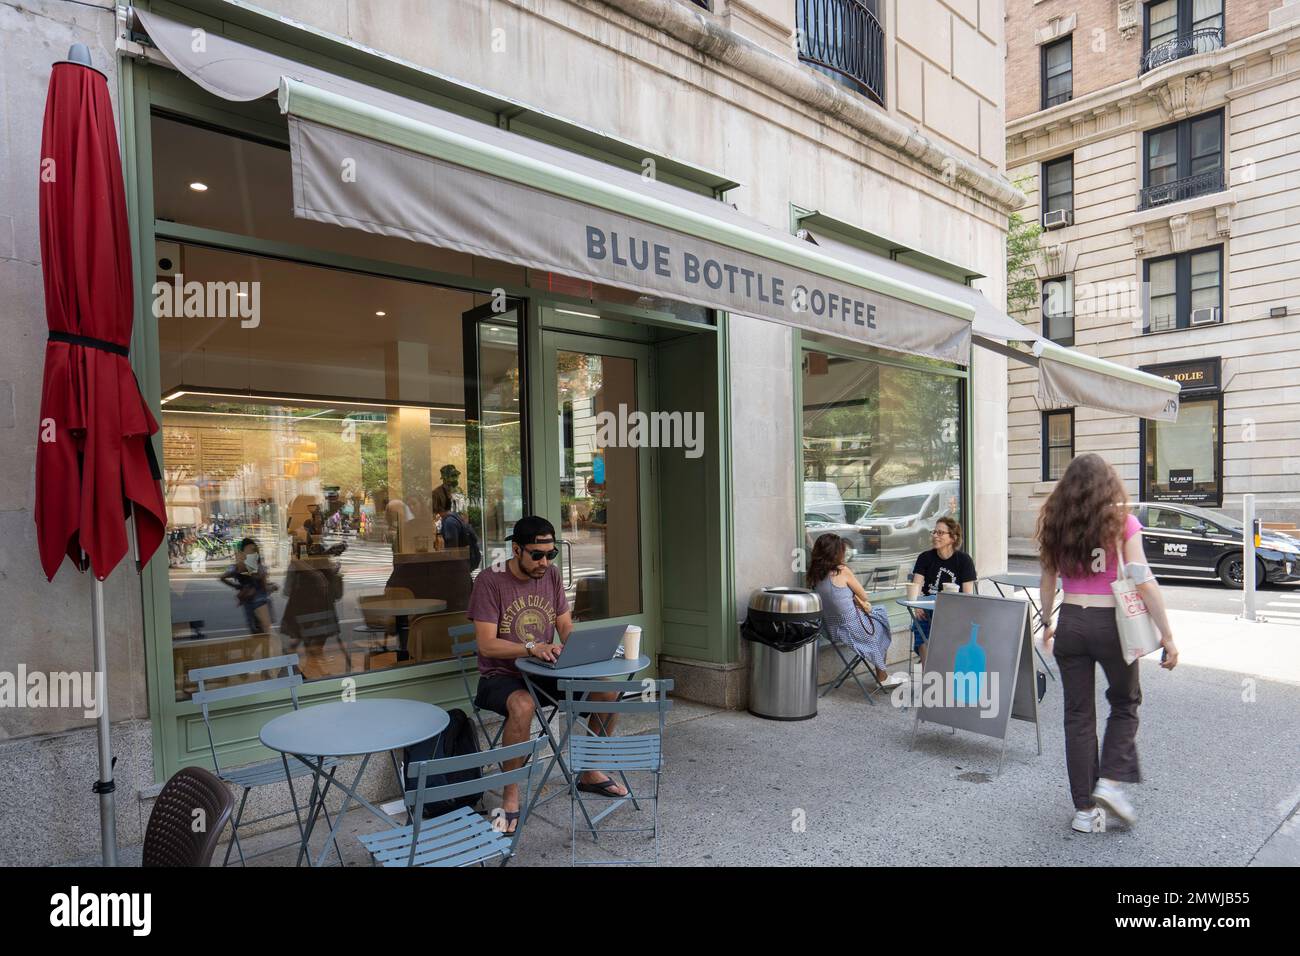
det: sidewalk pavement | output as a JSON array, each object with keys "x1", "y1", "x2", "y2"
[
  {"x1": 122, "y1": 602, "x2": 1290, "y2": 868},
  {"x1": 77, "y1": 602, "x2": 1298, "y2": 868}
]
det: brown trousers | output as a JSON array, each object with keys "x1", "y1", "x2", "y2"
[{"x1": 1053, "y1": 605, "x2": 1142, "y2": 810}]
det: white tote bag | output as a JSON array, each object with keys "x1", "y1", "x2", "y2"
[{"x1": 1111, "y1": 538, "x2": 1163, "y2": 663}]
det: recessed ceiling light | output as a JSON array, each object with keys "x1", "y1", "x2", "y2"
[
  {"x1": 189, "y1": 182, "x2": 208, "y2": 192},
  {"x1": 375, "y1": 311, "x2": 387, "y2": 316}
]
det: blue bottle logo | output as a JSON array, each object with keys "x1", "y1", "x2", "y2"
[{"x1": 953, "y1": 622, "x2": 987, "y2": 706}]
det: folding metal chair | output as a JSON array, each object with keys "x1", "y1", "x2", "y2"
[
  {"x1": 558, "y1": 678, "x2": 673, "y2": 866},
  {"x1": 190, "y1": 654, "x2": 343, "y2": 866},
  {"x1": 448, "y1": 624, "x2": 505, "y2": 748},
  {"x1": 818, "y1": 632, "x2": 890, "y2": 704},
  {"x1": 357, "y1": 738, "x2": 544, "y2": 867}
]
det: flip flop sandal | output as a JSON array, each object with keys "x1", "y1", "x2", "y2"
[
  {"x1": 577, "y1": 778, "x2": 626, "y2": 798},
  {"x1": 494, "y1": 810, "x2": 521, "y2": 834}
]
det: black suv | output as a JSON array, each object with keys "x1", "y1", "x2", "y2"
[{"x1": 1132, "y1": 502, "x2": 1300, "y2": 589}]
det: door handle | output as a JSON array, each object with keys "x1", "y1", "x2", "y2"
[{"x1": 561, "y1": 538, "x2": 574, "y2": 589}]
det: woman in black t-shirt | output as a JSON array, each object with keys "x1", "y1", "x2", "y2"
[{"x1": 906, "y1": 516, "x2": 977, "y2": 664}]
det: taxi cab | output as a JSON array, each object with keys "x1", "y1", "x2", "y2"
[{"x1": 1132, "y1": 502, "x2": 1300, "y2": 588}]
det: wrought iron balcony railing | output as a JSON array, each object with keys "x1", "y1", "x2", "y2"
[
  {"x1": 1139, "y1": 167, "x2": 1224, "y2": 209},
  {"x1": 796, "y1": 0, "x2": 886, "y2": 106},
  {"x1": 1141, "y1": 27, "x2": 1225, "y2": 73}
]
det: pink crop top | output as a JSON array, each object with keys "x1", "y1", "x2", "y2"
[{"x1": 1059, "y1": 513, "x2": 1144, "y2": 595}]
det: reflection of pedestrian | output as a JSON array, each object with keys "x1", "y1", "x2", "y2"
[
  {"x1": 220, "y1": 538, "x2": 277, "y2": 635},
  {"x1": 279, "y1": 551, "x2": 344, "y2": 675},
  {"x1": 432, "y1": 464, "x2": 460, "y2": 514},
  {"x1": 286, "y1": 494, "x2": 325, "y2": 553}
]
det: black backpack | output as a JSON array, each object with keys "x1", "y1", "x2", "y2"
[
  {"x1": 402, "y1": 708, "x2": 482, "y2": 819},
  {"x1": 443, "y1": 513, "x2": 482, "y2": 570}
]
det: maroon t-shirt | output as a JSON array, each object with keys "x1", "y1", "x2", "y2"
[{"x1": 467, "y1": 564, "x2": 570, "y2": 678}]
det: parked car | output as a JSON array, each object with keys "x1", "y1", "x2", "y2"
[
  {"x1": 1132, "y1": 502, "x2": 1300, "y2": 589},
  {"x1": 803, "y1": 481, "x2": 847, "y2": 524},
  {"x1": 855, "y1": 480, "x2": 960, "y2": 553}
]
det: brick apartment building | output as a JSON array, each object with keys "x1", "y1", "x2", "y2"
[{"x1": 1004, "y1": 0, "x2": 1300, "y2": 545}]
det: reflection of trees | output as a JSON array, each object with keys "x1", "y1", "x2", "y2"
[{"x1": 803, "y1": 358, "x2": 962, "y2": 499}]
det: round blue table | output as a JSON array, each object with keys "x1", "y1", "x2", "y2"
[
  {"x1": 516, "y1": 654, "x2": 650, "y2": 833},
  {"x1": 260, "y1": 699, "x2": 448, "y2": 867}
]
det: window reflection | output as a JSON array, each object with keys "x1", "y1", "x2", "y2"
[
  {"x1": 801, "y1": 350, "x2": 964, "y2": 591},
  {"x1": 160, "y1": 248, "x2": 521, "y2": 699}
]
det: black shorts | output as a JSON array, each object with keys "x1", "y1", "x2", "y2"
[{"x1": 474, "y1": 673, "x2": 568, "y2": 717}]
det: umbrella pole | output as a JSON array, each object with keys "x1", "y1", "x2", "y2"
[{"x1": 90, "y1": 571, "x2": 118, "y2": 867}]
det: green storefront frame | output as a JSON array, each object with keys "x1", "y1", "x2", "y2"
[{"x1": 118, "y1": 11, "x2": 736, "y2": 781}]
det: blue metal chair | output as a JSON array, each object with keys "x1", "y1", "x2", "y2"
[
  {"x1": 190, "y1": 654, "x2": 343, "y2": 866},
  {"x1": 357, "y1": 737, "x2": 544, "y2": 867},
  {"x1": 448, "y1": 624, "x2": 505, "y2": 748},
  {"x1": 558, "y1": 678, "x2": 673, "y2": 866}
]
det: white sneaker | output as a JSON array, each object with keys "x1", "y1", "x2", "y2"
[
  {"x1": 1071, "y1": 807, "x2": 1106, "y2": 833},
  {"x1": 1092, "y1": 778, "x2": 1136, "y2": 827}
]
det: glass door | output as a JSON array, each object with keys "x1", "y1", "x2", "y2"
[{"x1": 539, "y1": 331, "x2": 657, "y2": 632}]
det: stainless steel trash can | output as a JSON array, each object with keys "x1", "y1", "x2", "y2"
[{"x1": 742, "y1": 587, "x2": 822, "y2": 720}]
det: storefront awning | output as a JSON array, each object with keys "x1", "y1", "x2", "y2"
[
  {"x1": 136, "y1": 10, "x2": 973, "y2": 364},
  {"x1": 803, "y1": 231, "x2": 1181, "y2": 423}
]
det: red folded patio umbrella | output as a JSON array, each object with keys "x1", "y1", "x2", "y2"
[{"x1": 35, "y1": 47, "x2": 167, "y2": 866}]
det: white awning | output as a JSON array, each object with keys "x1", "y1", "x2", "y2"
[{"x1": 802, "y1": 231, "x2": 1180, "y2": 422}]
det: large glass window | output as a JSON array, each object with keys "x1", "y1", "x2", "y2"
[
  {"x1": 1144, "y1": 397, "x2": 1222, "y2": 504},
  {"x1": 153, "y1": 116, "x2": 525, "y2": 699},
  {"x1": 801, "y1": 349, "x2": 964, "y2": 591}
]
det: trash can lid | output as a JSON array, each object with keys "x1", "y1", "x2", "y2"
[{"x1": 748, "y1": 586, "x2": 821, "y2": 615}]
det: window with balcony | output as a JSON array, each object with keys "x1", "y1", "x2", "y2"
[
  {"x1": 1041, "y1": 36, "x2": 1073, "y2": 109},
  {"x1": 1042, "y1": 410, "x2": 1074, "y2": 481},
  {"x1": 796, "y1": 0, "x2": 886, "y2": 106},
  {"x1": 1142, "y1": 0, "x2": 1224, "y2": 73},
  {"x1": 1041, "y1": 276, "x2": 1075, "y2": 345},
  {"x1": 1141, "y1": 110, "x2": 1223, "y2": 208},
  {"x1": 1041, "y1": 155, "x2": 1074, "y2": 228},
  {"x1": 1144, "y1": 246, "x2": 1223, "y2": 332}
]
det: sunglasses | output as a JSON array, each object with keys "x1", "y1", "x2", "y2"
[{"x1": 522, "y1": 547, "x2": 560, "y2": 561}]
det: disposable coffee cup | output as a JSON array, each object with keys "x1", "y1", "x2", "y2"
[
  {"x1": 941, "y1": 583, "x2": 960, "y2": 593},
  {"x1": 622, "y1": 626, "x2": 642, "y2": 661}
]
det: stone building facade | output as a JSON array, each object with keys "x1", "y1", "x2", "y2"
[{"x1": 0, "y1": 0, "x2": 1017, "y2": 864}]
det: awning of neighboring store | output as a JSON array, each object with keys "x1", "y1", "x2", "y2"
[
  {"x1": 136, "y1": 9, "x2": 974, "y2": 364},
  {"x1": 802, "y1": 231, "x2": 1181, "y2": 423}
]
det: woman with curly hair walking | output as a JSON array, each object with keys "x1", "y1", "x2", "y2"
[{"x1": 1037, "y1": 453, "x2": 1178, "y2": 834}]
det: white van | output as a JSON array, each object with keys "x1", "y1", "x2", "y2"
[{"x1": 856, "y1": 480, "x2": 960, "y2": 553}]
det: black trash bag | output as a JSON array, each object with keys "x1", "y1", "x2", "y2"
[{"x1": 741, "y1": 607, "x2": 823, "y2": 652}]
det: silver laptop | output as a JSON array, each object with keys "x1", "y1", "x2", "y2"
[{"x1": 534, "y1": 625, "x2": 627, "y2": 669}]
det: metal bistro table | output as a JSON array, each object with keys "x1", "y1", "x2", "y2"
[
  {"x1": 260, "y1": 699, "x2": 448, "y2": 867},
  {"x1": 516, "y1": 654, "x2": 651, "y2": 835},
  {"x1": 983, "y1": 572, "x2": 1058, "y2": 681},
  {"x1": 896, "y1": 596, "x2": 935, "y2": 705}
]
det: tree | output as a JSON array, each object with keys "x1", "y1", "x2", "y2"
[{"x1": 1006, "y1": 177, "x2": 1043, "y2": 317}]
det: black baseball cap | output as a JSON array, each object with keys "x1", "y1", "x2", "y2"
[{"x1": 506, "y1": 515, "x2": 556, "y2": 546}]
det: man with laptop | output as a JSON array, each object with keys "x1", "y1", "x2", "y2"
[{"x1": 468, "y1": 515, "x2": 627, "y2": 832}]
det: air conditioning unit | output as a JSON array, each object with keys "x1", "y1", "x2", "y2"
[
  {"x1": 1191, "y1": 307, "x2": 1221, "y2": 326},
  {"x1": 1042, "y1": 209, "x2": 1073, "y2": 230}
]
